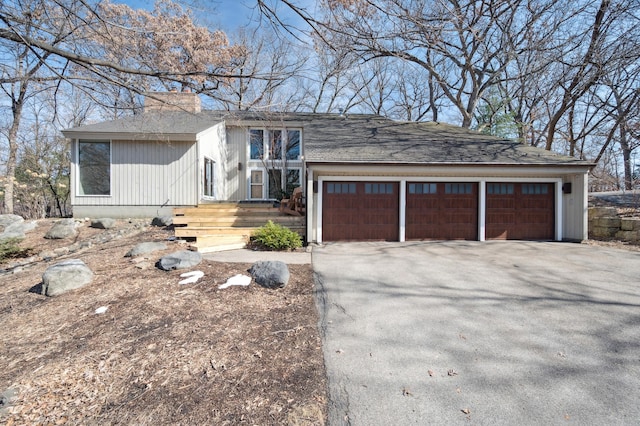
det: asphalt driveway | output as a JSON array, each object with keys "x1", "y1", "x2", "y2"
[{"x1": 312, "y1": 241, "x2": 640, "y2": 425}]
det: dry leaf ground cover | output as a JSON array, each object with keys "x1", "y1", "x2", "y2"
[{"x1": 0, "y1": 220, "x2": 326, "y2": 425}]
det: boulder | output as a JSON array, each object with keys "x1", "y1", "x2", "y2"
[
  {"x1": 249, "y1": 261, "x2": 290, "y2": 289},
  {"x1": 91, "y1": 218, "x2": 116, "y2": 229},
  {"x1": 0, "y1": 214, "x2": 23, "y2": 229},
  {"x1": 41, "y1": 259, "x2": 94, "y2": 297},
  {"x1": 45, "y1": 218, "x2": 77, "y2": 239},
  {"x1": 152, "y1": 216, "x2": 173, "y2": 227},
  {"x1": 157, "y1": 250, "x2": 202, "y2": 271},
  {"x1": 125, "y1": 241, "x2": 168, "y2": 257},
  {"x1": 0, "y1": 220, "x2": 37, "y2": 241}
]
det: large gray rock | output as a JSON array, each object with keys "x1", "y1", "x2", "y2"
[
  {"x1": 0, "y1": 220, "x2": 37, "y2": 241},
  {"x1": 157, "y1": 250, "x2": 202, "y2": 271},
  {"x1": 152, "y1": 216, "x2": 173, "y2": 227},
  {"x1": 91, "y1": 218, "x2": 116, "y2": 229},
  {"x1": 126, "y1": 241, "x2": 168, "y2": 257},
  {"x1": 41, "y1": 259, "x2": 94, "y2": 296},
  {"x1": 45, "y1": 218, "x2": 77, "y2": 239},
  {"x1": 249, "y1": 261, "x2": 290, "y2": 289},
  {"x1": 0, "y1": 214, "x2": 23, "y2": 229}
]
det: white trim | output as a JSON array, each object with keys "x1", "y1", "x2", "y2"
[
  {"x1": 248, "y1": 168, "x2": 266, "y2": 199},
  {"x1": 317, "y1": 178, "x2": 324, "y2": 244},
  {"x1": 399, "y1": 179, "x2": 406, "y2": 242},
  {"x1": 478, "y1": 180, "x2": 486, "y2": 241},
  {"x1": 202, "y1": 156, "x2": 216, "y2": 200},
  {"x1": 306, "y1": 168, "x2": 314, "y2": 244},
  {"x1": 556, "y1": 181, "x2": 564, "y2": 241}
]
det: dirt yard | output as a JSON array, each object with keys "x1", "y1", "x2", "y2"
[{"x1": 0, "y1": 220, "x2": 326, "y2": 425}]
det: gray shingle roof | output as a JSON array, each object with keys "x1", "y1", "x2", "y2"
[
  {"x1": 62, "y1": 111, "x2": 225, "y2": 138},
  {"x1": 302, "y1": 115, "x2": 589, "y2": 166},
  {"x1": 63, "y1": 110, "x2": 591, "y2": 166}
]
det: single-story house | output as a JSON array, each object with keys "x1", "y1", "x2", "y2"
[{"x1": 62, "y1": 92, "x2": 593, "y2": 243}]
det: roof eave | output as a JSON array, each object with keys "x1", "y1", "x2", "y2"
[
  {"x1": 305, "y1": 160, "x2": 595, "y2": 168},
  {"x1": 61, "y1": 130, "x2": 199, "y2": 142}
]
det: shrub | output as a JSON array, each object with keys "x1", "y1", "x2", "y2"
[
  {"x1": 251, "y1": 220, "x2": 302, "y2": 251},
  {"x1": 0, "y1": 237, "x2": 32, "y2": 261}
]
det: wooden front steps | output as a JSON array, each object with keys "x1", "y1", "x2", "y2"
[{"x1": 173, "y1": 202, "x2": 306, "y2": 253}]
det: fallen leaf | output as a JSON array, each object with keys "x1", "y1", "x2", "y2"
[
  {"x1": 462, "y1": 408, "x2": 471, "y2": 414},
  {"x1": 447, "y1": 369, "x2": 458, "y2": 376}
]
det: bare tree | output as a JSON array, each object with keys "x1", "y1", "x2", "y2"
[
  {"x1": 0, "y1": 0, "x2": 247, "y2": 213},
  {"x1": 213, "y1": 28, "x2": 306, "y2": 111}
]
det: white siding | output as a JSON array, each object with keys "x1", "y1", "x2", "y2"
[
  {"x1": 198, "y1": 122, "x2": 227, "y2": 200},
  {"x1": 72, "y1": 139, "x2": 198, "y2": 208},
  {"x1": 562, "y1": 172, "x2": 588, "y2": 241},
  {"x1": 226, "y1": 127, "x2": 247, "y2": 201}
]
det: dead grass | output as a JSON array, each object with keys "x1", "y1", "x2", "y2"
[{"x1": 0, "y1": 220, "x2": 326, "y2": 425}]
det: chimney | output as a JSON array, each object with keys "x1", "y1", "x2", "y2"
[{"x1": 144, "y1": 91, "x2": 202, "y2": 113}]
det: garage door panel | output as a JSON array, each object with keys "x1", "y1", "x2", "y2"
[
  {"x1": 486, "y1": 183, "x2": 554, "y2": 240},
  {"x1": 323, "y1": 181, "x2": 399, "y2": 242},
  {"x1": 406, "y1": 182, "x2": 478, "y2": 240}
]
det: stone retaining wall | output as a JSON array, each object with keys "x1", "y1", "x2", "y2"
[{"x1": 589, "y1": 207, "x2": 640, "y2": 242}]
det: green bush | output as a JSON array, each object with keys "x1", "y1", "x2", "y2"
[
  {"x1": 251, "y1": 220, "x2": 302, "y2": 251},
  {"x1": 0, "y1": 237, "x2": 31, "y2": 261}
]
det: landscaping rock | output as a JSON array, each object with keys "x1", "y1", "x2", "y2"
[
  {"x1": 91, "y1": 218, "x2": 116, "y2": 229},
  {"x1": 0, "y1": 214, "x2": 23, "y2": 228},
  {"x1": 45, "y1": 218, "x2": 77, "y2": 239},
  {"x1": 0, "y1": 220, "x2": 36, "y2": 241},
  {"x1": 0, "y1": 215, "x2": 36, "y2": 241},
  {"x1": 249, "y1": 261, "x2": 290, "y2": 289},
  {"x1": 157, "y1": 250, "x2": 202, "y2": 271},
  {"x1": 41, "y1": 259, "x2": 94, "y2": 296},
  {"x1": 126, "y1": 241, "x2": 168, "y2": 257},
  {"x1": 152, "y1": 216, "x2": 173, "y2": 227}
]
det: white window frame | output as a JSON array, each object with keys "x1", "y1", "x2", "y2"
[
  {"x1": 249, "y1": 168, "x2": 266, "y2": 200},
  {"x1": 76, "y1": 139, "x2": 112, "y2": 197},
  {"x1": 203, "y1": 156, "x2": 216, "y2": 199}
]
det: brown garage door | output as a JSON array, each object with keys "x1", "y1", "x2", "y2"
[
  {"x1": 323, "y1": 181, "x2": 399, "y2": 241},
  {"x1": 486, "y1": 183, "x2": 555, "y2": 240},
  {"x1": 406, "y1": 182, "x2": 478, "y2": 240}
]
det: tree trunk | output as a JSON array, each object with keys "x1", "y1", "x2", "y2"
[
  {"x1": 619, "y1": 124, "x2": 633, "y2": 190},
  {"x1": 4, "y1": 108, "x2": 23, "y2": 214}
]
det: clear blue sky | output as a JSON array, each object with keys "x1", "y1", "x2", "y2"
[{"x1": 118, "y1": 0, "x2": 284, "y2": 33}]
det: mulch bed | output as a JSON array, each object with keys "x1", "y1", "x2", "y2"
[{"x1": 0, "y1": 221, "x2": 326, "y2": 425}]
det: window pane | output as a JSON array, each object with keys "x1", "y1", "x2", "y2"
[
  {"x1": 365, "y1": 183, "x2": 372, "y2": 194},
  {"x1": 349, "y1": 183, "x2": 356, "y2": 194},
  {"x1": 286, "y1": 130, "x2": 301, "y2": 160},
  {"x1": 268, "y1": 169, "x2": 282, "y2": 199},
  {"x1": 250, "y1": 130, "x2": 263, "y2": 160},
  {"x1": 78, "y1": 141, "x2": 110, "y2": 196},
  {"x1": 408, "y1": 183, "x2": 416, "y2": 194},
  {"x1": 285, "y1": 169, "x2": 300, "y2": 196},
  {"x1": 270, "y1": 130, "x2": 283, "y2": 159},
  {"x1": 204, "y1": 157, "x2": 215, "y2": 197},
  {"x1": 386, "y1": 184, "x2": 393, "y2": 194}
]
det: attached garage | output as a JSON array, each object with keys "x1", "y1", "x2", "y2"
[
  {"x1": 303, "y1": 117, "x2": 591, "y2": 244},
  {"x1": 322, "y1": 181, "x2": 399, "y2": 241},
  {"x1": 406, "y1": 182, "x2": 478, "y2": 240},
  {"x1": 485, "y1": 182, "x2": 555, "y2": 240}
]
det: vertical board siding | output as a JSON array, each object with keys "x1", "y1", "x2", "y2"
[
  {"x1": 226, "y1": 127, "x2": 247, "y2": 201},
  {"x1": 74, "y1": 140, "x2": 197, "y2": 206}
]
